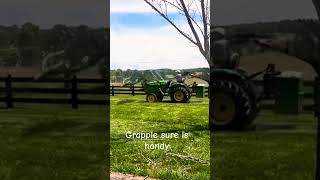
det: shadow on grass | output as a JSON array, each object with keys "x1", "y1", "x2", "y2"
[{"x1": 116, "y1": 99, "x2": 137, "y2": 105}]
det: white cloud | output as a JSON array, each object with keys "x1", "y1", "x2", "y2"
[
  {"x1": 110, "y1": 25, "x2": 208, "y2": 70},
  {"x1": 110, "y1": 0, "x2": 209, "y2": 70},
  {"x1": 110, "y1": 0, "x2": 178, "y2": 13}
]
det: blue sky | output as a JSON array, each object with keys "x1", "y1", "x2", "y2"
[
  {"x1": 111, "y1": 13, "x2": 180, "y2": 29},
  {"x1": 111, "y1": 0, "x2": 317, "y2": 70},
  {"x1": 110, "y1": 0, "x2": 209, "y2": 70}
]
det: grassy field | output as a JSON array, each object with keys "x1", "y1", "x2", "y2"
[
  {"x1": 214, "y1": 111, "x2": 317, "y2": 180},
  {"x1": 110, "y1": 96, "x2": 210, "y2": 179},
  {"x1": 0, "y1": 103, "x2": 107, "y2": 180},
  {"x1": 111, "y1": 95, "x2": 317, "y2": 180}
]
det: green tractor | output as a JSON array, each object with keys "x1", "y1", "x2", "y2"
[
  {"x1": 143, "y1": 79, "x2": 192, "y2": 103},
  {"x1": 143, "y1": 70, "x2": 193, "y2": 103},
  {"x1": 123, "y1": 69, "x2": 193, "y2": 103},
  {"x1": 210, "y1": 28, "x2": 284, "y2": 130},
  {"x1": 210, "y1": 63, "x2": 280, "y2": 130}
]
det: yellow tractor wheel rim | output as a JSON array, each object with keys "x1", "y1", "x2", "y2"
[
  {"x1": 174, "y1": 90, "x2": 185, "y2": 102},
  {"x1": 211, "y1": 94, "x2": 236, "y2": 125},
  {"x1": 147, "y1": 95, "x2": 156, "y2": 102}
]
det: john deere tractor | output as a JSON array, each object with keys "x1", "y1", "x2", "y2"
[
  {"x1": 210, "y1": 62, "x2": 283, "y2": 130},
  {"x1": 144, "y1": 80, "x2": 191, "y2": 103},
  {"x1": 143, "y1": 70, "x2": 192, "y2": 103},
  {"x1": 123, "y1": 70, "x2": 193, "y2": 103},
  {"x1": 210, "y1": 28, "x2": 283, "y2": 130}
]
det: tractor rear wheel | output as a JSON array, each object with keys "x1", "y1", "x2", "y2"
[
  {"x1": 170, "y1": 86, "x2": 191, "y2": 103},
  {"x1": 146, "y1": 93, "x2": 158, "y2": 103},
  {"x1": 210, "y1": 79, "x2": 258, "y2": 130}
]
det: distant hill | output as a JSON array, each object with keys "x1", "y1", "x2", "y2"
[
  {"x1": 219, "y1": 19, "x2": 320, "y2": 80},
  {"x1": 223, "y1": 19, "x2": 320, "y2": 35},
  {"x1": 240, "y1": 51, "x2": 316, "y2": 80}
]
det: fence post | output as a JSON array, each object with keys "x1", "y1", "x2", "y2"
[
  {"x1": 315, "y1": 77, "x2": 320, "y2": 180},
  {"x1": 71, "y1": 75, "x2": 78, "y2": 109},
  {"x1": 132, "y1": 85, "x2": 135, "y2": 96},
  {"x1": 64, "y1": 74, "x2": 70, "y2": 89},
  {"x1": 5, "y1": 74, "x2": 13, "y2": 108},
  {"x1": 111, "y1": 86, "x2": 114, "y2": 96}
]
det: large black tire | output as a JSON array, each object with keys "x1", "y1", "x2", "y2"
[
  {"x1": 146, "y1": 93, "x2": 158, "y2": 103},
  {"x1": 244, "y1": 81, "x2": 260, "y2": 123},
  {"x1": 170, "y1": 86, "x2": 191, "y2": 103},
  {"x1": 209, "y1": 79, "x2": 258, "y2": 130}
]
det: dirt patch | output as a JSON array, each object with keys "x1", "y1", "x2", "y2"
[{"x1": 110, "y1": 172, "x2": 156, "y2": 180}]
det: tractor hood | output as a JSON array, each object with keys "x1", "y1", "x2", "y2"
[{"x1": 145, "y1": 80, "x2": 168, "y2": 86}]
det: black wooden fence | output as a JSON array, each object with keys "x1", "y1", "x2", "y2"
[
  {"x1": 0, "y1": 75, "x2": 108, "y2": 109},
  {"x1": 110, "y1": 81, "x2": 316, "y2": 111},
  {"x1": 110, "y1": 85, "x2": 209, "y2": 96},
  {"x1": 110, "y1": 81, "x2": 314, "y2": 97}
]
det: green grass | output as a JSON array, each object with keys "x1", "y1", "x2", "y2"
[
  {"x1": 213, "y1": 111, "x2": 317, "y2": 180},
  {"x1": 111, "y1": 95, "x2": 317, "y2": 180},
  {"x1": 1, "y1": 95, "x2": 316, "y2": 179},
  {"x1": 111, "y1": 95, "x2": 210, "y2": 179},
  {"x1": 0, "y1": 104, "x2": 107, "y2": 180}
]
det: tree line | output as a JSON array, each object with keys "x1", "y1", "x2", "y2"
[{"x1": 0, "y1": 23, "x2": 109, "y2": 78}]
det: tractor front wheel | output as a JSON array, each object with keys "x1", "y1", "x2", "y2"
[{"x1": 146, "y1": 93, "x2": 158, "y2": 103}]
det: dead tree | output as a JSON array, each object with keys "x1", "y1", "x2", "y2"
[{"x1": 143, "y1": 0, "x2": 211, "y2": 66}]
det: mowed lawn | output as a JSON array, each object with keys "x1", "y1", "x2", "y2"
[
  {"x1": 214, "y1": 111, "x2": 317, "y2": 180},
  {"x1": 0, "y1": 103, "x2": 108, "y2": 180},
  {"x1": 111, "y1": 95, "x2": 317, "y2": 180},
  {"x1": 110, "y1": 95, "x2": 210, "y2": 179}
]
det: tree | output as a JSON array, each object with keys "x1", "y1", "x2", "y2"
[{"x1": 143, "y1": 0, "x2": 211, "y2": 66}]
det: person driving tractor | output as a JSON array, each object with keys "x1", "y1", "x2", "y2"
[{"x1": 212, "y1": 27, "x2": 240, "y2": 70}]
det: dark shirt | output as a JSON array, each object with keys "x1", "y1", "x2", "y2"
[{"x1": 212, "y1": 39, "x2": 231, "y2": 67}]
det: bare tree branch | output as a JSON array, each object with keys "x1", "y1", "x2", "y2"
[
  {"x1": 144, "y1": 0, "x2": 198, "y2": 45},
  {"x1": 144, "y1": 0, "x2": 210, "y2": 64},
  {"x1": 179, "y1": 0, "x2": 205, "y2": 54}
]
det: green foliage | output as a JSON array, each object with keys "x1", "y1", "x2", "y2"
[
  {"x1": 0, "y1": 24, "x2": 108, "y2": 70},
  {"x1": 110, "y1": 68, "x2": 209, "y2": 83}
]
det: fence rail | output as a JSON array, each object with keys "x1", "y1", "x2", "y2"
[
  {"x1": 110, "y1": 80, "x2": 316, "y2": 111},
  {"x1": 110, "y1": 85, "x2": 209, "y2": 96},
  {"x1": 0, "y1": 75, "x2": 108, "y2": 109}
]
